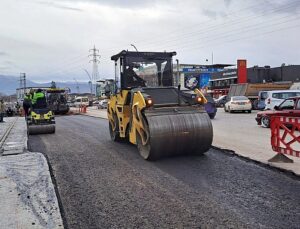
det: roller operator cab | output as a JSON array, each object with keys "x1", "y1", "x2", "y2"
[{"x1": 108, "y1": 50, "x2": 213, "y2": 160}]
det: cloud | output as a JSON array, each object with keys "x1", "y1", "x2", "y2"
[
  {"x1": 251, "y1": 0, "x2": 300, "y2": 15},
  {"x1": 52, "y1": 0, "x2": 160, "y2": 9},
  {"x1": 0, "y1": 51, "x2": 8, "y2": 56},
  {"x1": 37, "y1": 1, "x2": 83, "y2": 11},
  {"x1": 202, "y1": 9, "x2": 218, "y2": 19},
  {"x1": 0, "y1": 0, "x2": 299, "y2": 82},
  {"x1": 224, "y1": 0, "x2": 232, "y2": 7},
  {"x1": 0, "y1": 66, "x2": 10, "y2": 70}
]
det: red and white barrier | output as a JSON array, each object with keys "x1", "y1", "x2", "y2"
[{"x1": 270, "y1": 116, "x2": 300, "y2": 163}]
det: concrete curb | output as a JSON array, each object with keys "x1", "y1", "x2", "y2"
[
  {"x1": 212, "y1": 145, "x2": 300, "y2": 177},
  {"x1": 0, "y1": 117, "x2": 65, "y2": 229}
]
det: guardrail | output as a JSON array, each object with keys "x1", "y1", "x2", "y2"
[{"x1": 269, "y1": 116, "x2": 300, "y2": 163}]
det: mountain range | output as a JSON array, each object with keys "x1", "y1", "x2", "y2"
[{"x1": 0, "y1": 75, "x2": 92, "y2": 95}]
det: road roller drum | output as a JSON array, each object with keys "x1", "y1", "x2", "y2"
[
  {"x1": 28, "y1": 124, "x2": 55, "y2": 135},
  {"x1": 137, "y1": 110, "x2": 213, "y2": 160}
]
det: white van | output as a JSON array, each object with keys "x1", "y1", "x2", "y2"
[
  {"x1": 74, "y1": 96, "x2": 89, "y2": 107},
  {"x1": 263, "y1": 90, "x2": 300, "y2": 110}
]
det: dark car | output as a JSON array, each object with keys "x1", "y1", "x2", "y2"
[
  {"x1": 204, "y1": 94, "x2": 217, "y2": 119},
  {"x1": 215, "y1": 95, "x2": 227, "y2": 107},
  {"x1": 255, "y1": 96, "x2": 300, "y2": 128}
]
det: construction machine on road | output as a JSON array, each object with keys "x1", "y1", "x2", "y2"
[
  {"x1": 46, "y1": 86, "x2": 70, "y2": 115},
  {"x1": 107, "y1": 50, "x2": 213, "y2": 160},
  {"x1": 27, "y1": 89, "x2": 55, "y2": 135}
]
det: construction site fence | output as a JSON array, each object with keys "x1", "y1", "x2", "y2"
[{"x1": 270, "y1": 116, "x2": 300, "y2": 160}]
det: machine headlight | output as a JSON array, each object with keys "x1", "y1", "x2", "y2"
[{"x1": 146, "y1": 98, "x2": 153, "y2": 107}]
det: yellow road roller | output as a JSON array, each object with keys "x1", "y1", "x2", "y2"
[
  {"x1": 108, "y1": 50, "x2": 213, "y2": 160},
  {"x1": 27, "y1": 89, "x2": 56, "y2": 135}
]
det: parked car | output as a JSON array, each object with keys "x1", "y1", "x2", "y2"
[
  {"x1": 204, "y1": 94, "x2": 217, "y2": 119},
  {"x1": 255, "y1": 96, "x2": 300, "y2": 128},
  {"x1": 74, "y1": 96, "x2": 89, "y2": 107},
  {"x1": 93, "y1": 100, "x2": 100, "y2": 105},
  {"x1": 98, "y1": 99, "x2": 108, "y2": 109},
  {"x1": 262, "y1": 90, "x2": 300, "y2": 110},
  {"x1": 214, "y1": 95, "x2": 227, "y2": 107},
  {"x1": 224, "y1": 96, "x2": 252, "y2": 113}
]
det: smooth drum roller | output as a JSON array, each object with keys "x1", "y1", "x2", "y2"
[
  {"x1": 137, "y1": 110, "x2": 213, "y2": 160},
  {"x1": 28, "y1": 124, "x2": 55, "y2": 135}
]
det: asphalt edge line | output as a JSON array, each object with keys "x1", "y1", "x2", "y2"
[
  {"x1": 40, "y1": 152, "x2": 69, "y2": 229},
  {"x1": 26, "y1": 124, "x2": 69, "y2": 229},
  {"x1": 212, "y1": 145, "x2": 300, "y2": 181}
]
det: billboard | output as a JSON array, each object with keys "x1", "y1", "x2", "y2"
[{"x1": 184, "y1": 73, "x2": 210, "y2": 90}]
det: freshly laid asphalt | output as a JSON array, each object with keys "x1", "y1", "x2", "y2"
[{"x1": 28, "y1": 115, "x2": 300, "y2": 229}]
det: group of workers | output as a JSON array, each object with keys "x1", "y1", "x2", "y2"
[
  {"x1": 23, "y1": 89, "x2": 46, "y2": 116},
  {"x1": 0, "y1": 100, "x2": 20, "y2": 122},
  {"x1": 0, "y1": 89, "x2": 45, "y2": 123}
]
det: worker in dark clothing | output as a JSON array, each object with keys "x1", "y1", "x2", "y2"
[
  {"x1": 32, "y1": 89, "x2": 47, "y2": 109},
  {"x1": 125, "y1": 65, "x2": 146, "y2": 88},
  {"x1": 23, "y1": 93, "x2": 31, "y2": 117},
  {"x1": 0, "y1": 99, "x2": 5, "y2": 122},
  {"x1": 15, "y1": 102, "x2": 20, "y2": 116}
]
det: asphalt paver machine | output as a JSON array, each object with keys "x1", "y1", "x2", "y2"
[
  {"x1": 46, "y1": 87, "x2": 70, "y2": 115},
  {"x1": 108, "y1": 50, "x2": 213, "y2": 160}
]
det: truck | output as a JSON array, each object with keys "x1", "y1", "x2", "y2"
[{"x1": 227, "y1": 82, "x2": 292, "y2": 109}]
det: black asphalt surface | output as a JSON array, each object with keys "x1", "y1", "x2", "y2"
[{"x1": 28, "y1": 115, "x2": 300, "y2": 229}]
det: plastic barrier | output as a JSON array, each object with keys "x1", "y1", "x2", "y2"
[
  {"x1": 76, "y1": 105, "x2": 87, "y2": 114},
  {"x1": 82, "y1": 105, "x2": 87, "y2": 113},
  {"x1": 269, "y1": 116, "x2": 300, "y2": 163}
]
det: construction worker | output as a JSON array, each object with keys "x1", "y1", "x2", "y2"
[
  {"x1": 0, "y1": 99, "x2": 5, "y2": 122},
  {"x1": 23, "y1": 93, "x2": 31, "y2": 116},
  {"x1": 32, "y1": 89, "x2": 47, "y2": 108},
  {"x1": 15, "y1": 102, "x2": 20, "y2": 115}
]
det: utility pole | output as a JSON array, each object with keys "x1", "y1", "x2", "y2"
[
  {"x1": 89, "y1": 45, "x2": 100, "y2": 97},
  {"x1": 176, "y1": 59, "x2": 180, "y2": 87},
  {"x1": 19, "y1": 73, "x2": 26, "y2": 100}
]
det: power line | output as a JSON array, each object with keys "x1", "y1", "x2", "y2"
[
  {"x1": 138, "y1": 1, "x2": 300, "y2": 50},
  {"x1": 146, "y1": 14, "x2": 300, "y2": 52}
]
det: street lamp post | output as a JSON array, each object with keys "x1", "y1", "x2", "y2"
[
  {"x1": 131, "y1": 44, "x2": 138, "y2": 52},
  {"x1": 83, "y1": 69, "x2": 93, "y2": 95}
]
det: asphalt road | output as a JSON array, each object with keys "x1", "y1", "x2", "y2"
[{"x1": 28, "y1": 115, "x2": 300, "y2": 229}]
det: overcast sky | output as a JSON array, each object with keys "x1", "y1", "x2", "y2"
[{"x1": 0, "y1": 0, "x2": 299, "y2": 82}]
